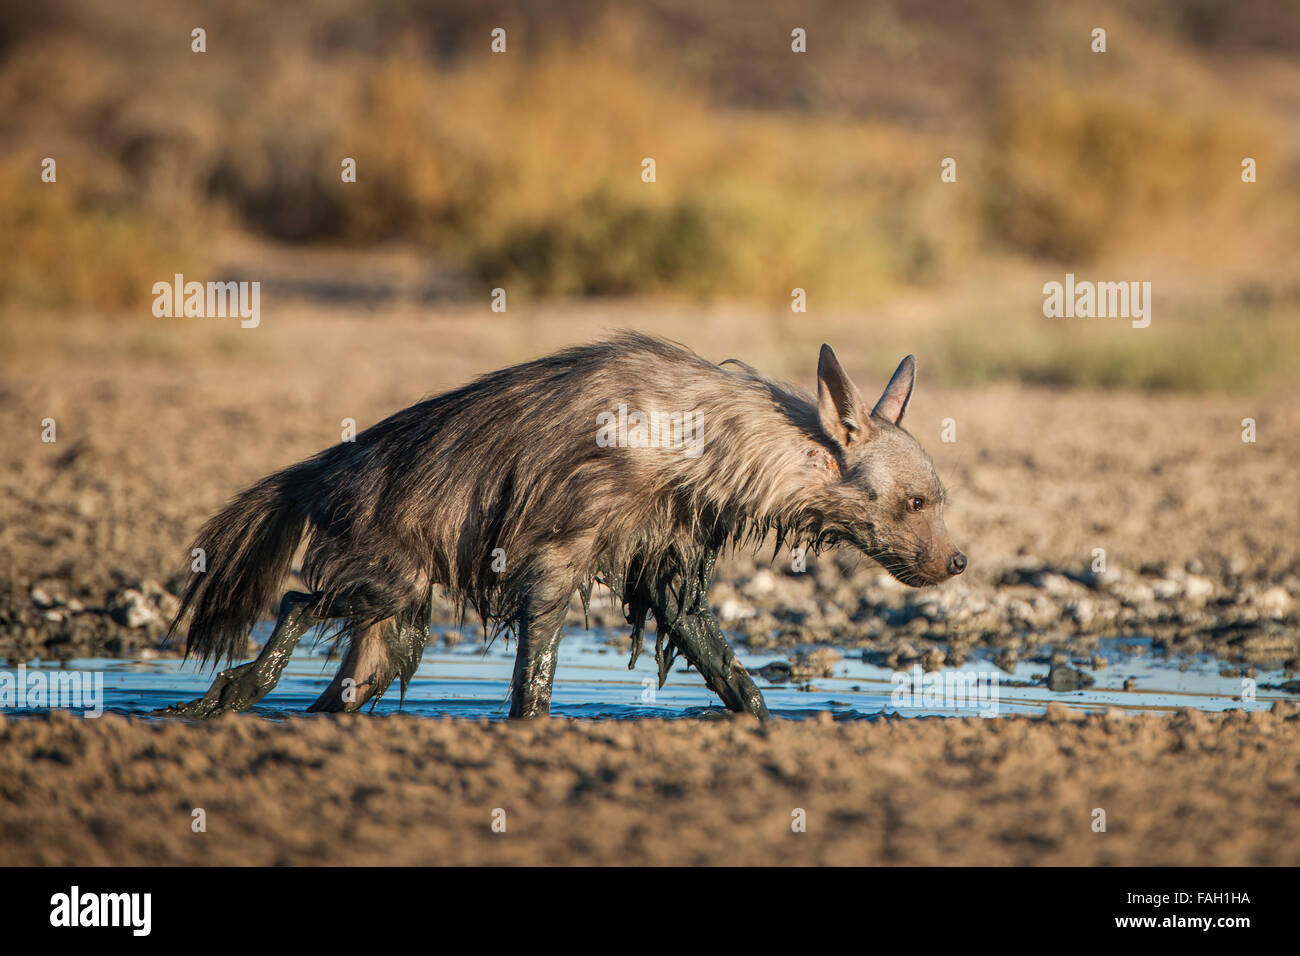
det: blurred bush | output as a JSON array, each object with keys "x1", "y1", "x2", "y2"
[
  {"x1": 0, "y1": 0, "x2": 1297, "y2": 392},
  {"x1": 0, "y1": 161, "x2": 181, "y2": 310},
  {"x1": 983, "y1": 72, "x2": 1279, "y2": 261}
]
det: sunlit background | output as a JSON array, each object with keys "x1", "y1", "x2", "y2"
[{"x1": 3, "y1": 0, "x2": 1298, "y2": 388}]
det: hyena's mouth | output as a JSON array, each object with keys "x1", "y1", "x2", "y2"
[{"x1": 869, "y1": 550, "x2": 941, "y2": 588}]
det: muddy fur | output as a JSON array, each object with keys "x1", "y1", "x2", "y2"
[{"x1": 169, "y1": 332, "x2": 962, "y2": 715}]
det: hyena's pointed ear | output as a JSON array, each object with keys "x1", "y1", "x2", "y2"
[
  {"x1": 817, "y1": 344, "x2": 871, "y2": 447},
  {"x1": 872, "y1": 355, "x2": 916, "y2": 425}
]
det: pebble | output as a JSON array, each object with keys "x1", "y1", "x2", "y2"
[{"x1": 1047, "y1": 663, "x2": 1095, "y2": 692}]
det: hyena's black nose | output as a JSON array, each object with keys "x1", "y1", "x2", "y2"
[{"x1": 948, "y1": 552, "x2": 967, "y2": 575}]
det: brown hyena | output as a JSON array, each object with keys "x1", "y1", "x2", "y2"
[{"x1": 164, "y1": 333, "x2": 964, "y2": 719}]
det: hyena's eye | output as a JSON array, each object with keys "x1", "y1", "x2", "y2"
[{"x1": 907, "y1": 496, "x2": 925, "y2": 512}]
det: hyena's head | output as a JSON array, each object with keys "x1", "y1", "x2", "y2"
[{"x1": 806, "y1": 345, "x2": 965, "y2": 587}]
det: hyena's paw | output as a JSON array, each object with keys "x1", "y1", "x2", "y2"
[{"x1": 156, "y1": 661, "x2": 270, "y2": 718}]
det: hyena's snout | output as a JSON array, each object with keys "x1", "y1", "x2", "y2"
[
  {"x1": 913, "y1": 521, "x2": 966, "y2": 584},
  {"x1": 931, "y1": 525, "x2": 967, "y2": 581},
  {"x1": 922, "y1": 545, "x2": 966, "y2": 583}
]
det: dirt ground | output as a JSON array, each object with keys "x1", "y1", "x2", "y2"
[{"x1": 2, "y1": 703, "x2": 1297, "y2": 866}]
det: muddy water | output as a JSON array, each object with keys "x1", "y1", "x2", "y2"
[{"x1": 4, "y1": 626, "x2": 1294, "y2": 720}]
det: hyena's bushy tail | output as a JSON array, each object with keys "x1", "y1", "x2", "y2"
[{"x1": 169, "y1": 460, "x2": 320, "y2": 667}]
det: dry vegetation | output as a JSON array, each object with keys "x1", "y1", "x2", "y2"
[{"x1": 2, "y1": 0, "x2": 1299, "y2": 387}]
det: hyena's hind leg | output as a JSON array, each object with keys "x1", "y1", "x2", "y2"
[
  {"x1": 160, "y1": 590, "x2": 318, "y2": 718},
  {"x1": 506, "y1": 586, "x2": 572, "y2": 719},
  {"x1": 308, "y1": 605, "x2": 430, "y2": 713},
  {"x1": 502, "y1": 550, "x2": 583, "y2": 719}
]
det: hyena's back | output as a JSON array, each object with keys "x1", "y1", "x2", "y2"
[{"x1": 309, "y1": 332, "x2": 814, "y2": 584}]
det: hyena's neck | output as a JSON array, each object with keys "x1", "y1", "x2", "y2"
[{"x1": 664, "y1": 402, "x2": 829, "y2": 555}]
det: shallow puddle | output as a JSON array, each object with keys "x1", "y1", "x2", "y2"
[{"x1": 3, "y1": 627, "x2": 1295, "y2": 721}]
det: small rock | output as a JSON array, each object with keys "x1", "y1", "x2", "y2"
[
  {"x1": 107, "y1": 589, "x2": 160, "y2": 629},
  {"x1": 789, "y1": 647, "x2": 841, "y2": 683},
  {"x1": 140, "y1": 579, "x2": 181, "y2": 620},
  {"x1": 1038, "y1": 573, "x2": 1077, "y2": 596},
  {"x1": 1152, "y1": 578, "x2": 1180, "y2": 600},
  {"x1": 715, "y1": 599, "x2": 757, "y2": 622},
  {"x1": 1183, "y1": 575, "x2": 1215, "y2": 603},
  {"x1": 1043, "y1": 702, "x2": 1082, "y2": 722},
  {"x1": 1047, "y1": 663, "x2": 1095, "y2": 692},
  {"x1": 740, "y1": 570, "x2": 778, "y2": 599},
  {"x1": 993, "y1": 650, "x2": 1019, "y2": 674},
  {"x1": 1066, "y1": 598, "x2": 1096, "y2": 628},
  {"x1": 1258, "y1": 586, "x2": 1293, "y2": 616},
  {"x1": 757, "y1": 661, "x2": 792, "y2": 683},
  {"x1": 920, "y1": 647, "x2": 945, "y2": 673}
]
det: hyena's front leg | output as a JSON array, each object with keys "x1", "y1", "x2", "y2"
[
  {"x1": 652, "y1": 557, "x2": 769, "y2": 719},
  {"x1": 160, "y1": 590, "x2": 318, "y2": 718},
  {"x1": 667, "y1": 603, "x2": 769, "y2": 719},
  {"x1": 660, "y1": 603, "x2": 770, "y2": 718}
]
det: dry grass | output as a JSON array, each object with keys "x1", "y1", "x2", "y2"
[{"x1": 1, "y1": 0, "x2": 1298, "y2": 388}]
